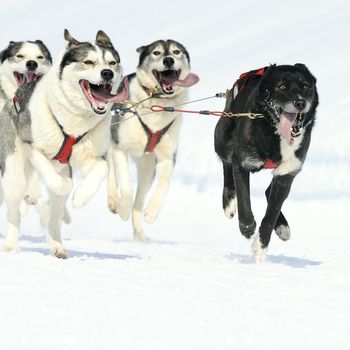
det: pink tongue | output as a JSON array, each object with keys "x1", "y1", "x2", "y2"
[
  {"x1": 26, "y1": 73, "x2": 37, "y2": 83},
  {"x1": 91, "y1": 77, "x2": 129, "y2": 103},
  {"x1": 278, "y1": 112, "x2": 297, "y2": 145},
  {"x1": 173, "y1": 73, "x2": 199, "y2": 87}
]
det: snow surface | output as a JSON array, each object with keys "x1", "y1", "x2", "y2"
[{"x1": 1, "y1": 0, "x2": 350, "y2": 349}]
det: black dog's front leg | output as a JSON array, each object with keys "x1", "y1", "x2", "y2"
[
  {"x1": 232, "y1": 164, "x2": 256, "y2": 238},
  {"x1": 253, "y1": 174, "x2": 295, "y2": 261}
]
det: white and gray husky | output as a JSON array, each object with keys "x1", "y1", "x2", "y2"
[
  {"x1": 0, "y1": 30, "x2": 127, "y2": 258},
  {"x1": 0, "y1": 40, "x2": 52, "y2": 111},
  {"x1": 108, "y1": 39, "x2": 199, "y2": 241}
]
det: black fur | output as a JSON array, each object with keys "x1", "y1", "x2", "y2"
[{"x1": 214, "y1": 64, "x2": 318, "y2": 250}]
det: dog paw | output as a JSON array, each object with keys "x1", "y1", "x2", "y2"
[
  {"x1": 108, "y1": 196, "x2": 119, "y2": 214},
  {"x1": 134, "y1": 231, "x2": 151, "y2": 242},
  {"x1": 275, "y1": 225, "x2": 291, "y2": 241},
  {"x1": 144, "y1": 200, "x2": 161, "y2": 224},
  {"x1": 24, "y1": 194, "x2": 38, "y2": 205},
  {"x1": 224, "y1": 197, "x2": 237, "y2": 219},
  {"x1": 239, "y1": 221, "x2": 256, "y2": 239},
  {"x1": 118, "y1": 195, "x2": 132, "y2": 221},
  {"x1": 50, "y1": 242, "x2": 68, "y2": 259},
  {"x1": 251, "y1": 234, "x2": 267, "y2": 263}
]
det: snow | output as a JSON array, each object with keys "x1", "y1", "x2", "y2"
[{"x1": 1, "y1": 0, "x2": 350, "y2": 349}]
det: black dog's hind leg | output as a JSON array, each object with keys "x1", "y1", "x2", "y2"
[
  {"x1": 232, "y1": 163, "x2": 256, "y2": 238},
  {"x1": 253, "y1": 174, "x2": 295, "y2": 261},
  {"x1": 222, "y1": 162, "x2": 236, "y2": 219},
  {"x1": 265, "y1": 184, "x2": 290, "y2": 241}
]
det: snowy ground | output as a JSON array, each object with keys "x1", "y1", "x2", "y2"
[{"x1": 1, "y1": 0, "x2": 350, "y2": 349}]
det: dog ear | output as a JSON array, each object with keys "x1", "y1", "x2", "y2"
[
  {"x1": 136, "y1": 46, "x2": 146, "y2": 54},
  {"x1": 35, "y1": 39, "x2": 44, "y2": 45},
  {"x1": 295, "y1": 63, "x2": 317, "y2": 83},
  {"x1": 64, "y1": 29, "x2": 80, "y2": 47},
  {"x1": 96, "y1": 30, "x2": 113, "y2": 47}
]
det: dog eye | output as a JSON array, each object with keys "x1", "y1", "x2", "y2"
[
  {"x1": 84, "y1": 60, "x2": 94, "y2": 65},
  {"x1": 37, "y1": 55, "x2": 44, "y2": 59},
  {"x1": 153, "y1": 51, "x2": 161, "y2": 56},
  {"x1": 303, "y1": 83, "x2": 310, "y2": 90},
  {"x1": 278, "y1": 84, "x2": 287, "y2": 91},
  {"x1": 16, "y1": 54, "x2": 24, "y2": 59},
  {"x1": 173, "y1": 50, "x2": 181, "y2": 55},
  {"x1": 109, "y1": 61, "x2": 117, "y2": 66}
]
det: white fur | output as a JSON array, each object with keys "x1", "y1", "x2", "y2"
[
  {"x1": 2, "y1": 35, "x2": 122, "y2": 256},
  {"x1": 224, "y1": 197, "x2": 237, "y2": 219},
  {"x1": 273, "y1": 130, "x2": 304, "y2": 176},
  {"x1": 275, "y1": 224, "x2": 291, "y2": 241},
  {"x1": 251, "y1": 233, "x2": 267, "y2": 263},
  {"x1": 108, "y1": 42, "x2": 193, "y2": 240}
]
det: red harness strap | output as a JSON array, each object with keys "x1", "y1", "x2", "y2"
[
  {"x1": 138, "y1": 116, "x2": 174, "y2": 153},
  {"x1": 53, "y1": 135, "x2": 80, "y2": 164},
  {"x1": 233, "y1": 66, "x2": 268, "y2": 96},
  {"x1": 263, "y1": 159, "x2": 279, "y2": 169}
]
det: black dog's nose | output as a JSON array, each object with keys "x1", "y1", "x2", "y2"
[
  {"x1": 101, "y1": 69, "x2": 114, "y2": 81},
  {"x1": 26, "y1": 60, "x2": 38, "y2": 71},
  {"x1": 293, "y1": 99, "x2": 306, "y2": 111},
  {"x1": 163, "y1": 57, "x2": 175, "y2": 68}
]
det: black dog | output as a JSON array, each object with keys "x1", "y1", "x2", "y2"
[{"x1": 214, "y1": 64, "x2": 318, "y2": 262}]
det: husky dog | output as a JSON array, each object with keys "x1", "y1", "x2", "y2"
[
  {"x1": 214, "y1": 64, "x2": 318, "y2": 262},
  {"x1": 0, "y1": 40, "x2": 52, "y2": 111},
  {"x1": 108, "y1": 39, "x2": 199, "y2": 241},
  {"x1": 0, "y1": 30, "x2": 127, "y2": 258}
]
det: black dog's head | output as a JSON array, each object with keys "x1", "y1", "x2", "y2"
[{"x1": 258, "y1": 63, "x2": 318, "y2": 145}]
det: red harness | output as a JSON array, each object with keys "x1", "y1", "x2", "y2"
[
  {"x1": 138, "y1": 116, "x2": 174, "y2": 153},
  {"x1": 12, "y1": 95, "x2": 85, "y2": 164},
  {"x1": 233, "y1": 66, "x2": 268, "y2": 96},
  {"x1": 263, "y1": 159, "x2": 279, "y2": 169}
]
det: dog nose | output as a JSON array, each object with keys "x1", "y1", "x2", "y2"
[
  {"x1": 163, "y1": 57, "x2": 175, "y2": 68},
  {"x1": 101, "y1": 69, "x2": 114, "y2": 81},
  {"x1": 293, "y1": 99, "x2": 306, "y2": 111},
  {"x1": 26, "y1": 60, "x2": 38, "y2": 71}
]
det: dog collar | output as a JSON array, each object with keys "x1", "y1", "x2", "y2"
[{"x1": 141, "y1": 85, "x2": 162, "y2": 97}]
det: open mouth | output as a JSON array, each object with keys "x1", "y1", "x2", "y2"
[
  {"x1": 276, "y1": 108, "x2": 304, "y2": 145},
  {"x1": 79, "y1": 77, "x2": 129, "y2": 115},
  {"x1": 153, "y1": 69, "x2": 199, "y2": 95},
  {"x1": 14, "y1": 72, "x2": 42, "y2": 86}
]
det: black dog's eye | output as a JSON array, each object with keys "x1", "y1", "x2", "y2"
[
  {"x1": 173, "y1": 50, "x2": 181, "y2": 55},
  {"x1": 84, "y1": 60, "x2": 94, "y2": 65},
  {"x1": 16, "y1": 54, "x2": 24, "y2": 59},
  {"x1": 153, "y1": 51, "x2": 161, "y2": 56},
  {"x1": 278, "y1": 84, "x2": 287, "y2": 91},
  {"x1": 303, "y1": 83, "x2": 310, "y2": 90}
]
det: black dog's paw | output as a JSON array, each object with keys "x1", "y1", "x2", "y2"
[
  {"x1": 223, "y1": 188, "x2": 237, "y2": 219},
  {"x1": 239, "y1": 221, "x2": 256, "y2": 239},
  {"x1": 275, "y1": 224, "x2": 291, "y2": 241}
]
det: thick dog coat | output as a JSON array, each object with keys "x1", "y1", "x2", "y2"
[
  {"x1": 108, "y1": 39, "x2": 199, "y2": 241},
  {"x1": 0, "y1": 30, "x2": 127, "y2": 257},
  {"x1": 214, "y1": 64, "x2": 318, "y2": 262}
]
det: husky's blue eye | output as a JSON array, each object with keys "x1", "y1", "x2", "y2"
[{"x1": 153, "y1": 51, "x2": 161, "y2": 56}]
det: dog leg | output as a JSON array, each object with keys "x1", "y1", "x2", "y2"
[
  {"x1": 24, "y1": 168, "x2": 40, "y2": 206},
  {"x1": 72, "y1": 158, "x2": 107, "y2": 209},
  {"x1": 232, "y1": 164, "x2": 256, "y2": 238},
  {"x1": 144, "y1": 158, "x2": 173, "y2": 224},
  {"x1": 222, "y1": 161, "x2": 237, "y2": 219},
  {"x1": 106, "y1": 146, "x2": 120, "y2": 214},
  {"x1": 47, "y1": 190, "x2": 69, "y2": 259},
  {"x1": 253, "y1": 174, "x2": 295, "y2": 262},
  {"x1": 113, "y1": 148, "x2": 133, "y2": 221},
  {"x1": 265, "y1": 184, "x2": 290, "y2": 241},
  {"x1": 25, "y1": 145, "x2": 72, "y2": 196},
  {"x1": 132, "y1": 154, "x2": 156, "y2": 241},
  {"x1": 2, "y1": 151, "x2": 26, "y2": 252}
]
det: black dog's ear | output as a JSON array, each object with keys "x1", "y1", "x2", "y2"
[
  {"x1": 64, "y1": 29, "x2": 80, "y2": 47},
  {"x1": 136, "y1": 46, "x2": 146, "y2": 54},
  {"x1": 96, "y1": 30, "x2": 113, "y2": 47},
  {"x1": 295, "y1": 63, "x2": 317, "y2": 83}
]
